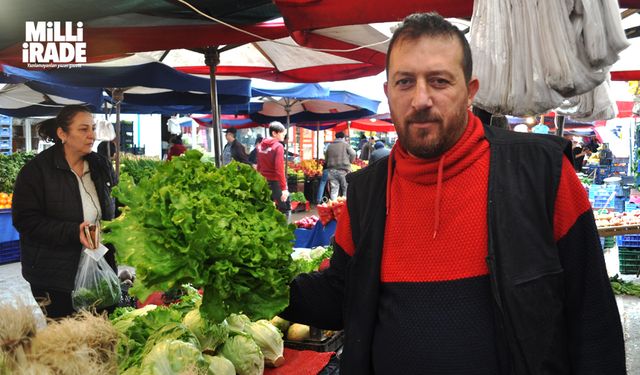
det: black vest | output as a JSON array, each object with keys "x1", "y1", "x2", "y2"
[{"x1": 342, "y1": 125, "x2": 573, "y2": 374}]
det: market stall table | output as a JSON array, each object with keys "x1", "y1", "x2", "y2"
[{"x1": 294, "y1": 220, "x2": 337, "y2": 248}]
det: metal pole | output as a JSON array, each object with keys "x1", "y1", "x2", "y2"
[
  {"x1": 316, "y1": 122, "x2": 320, "y2": 162},
  {"x1": 555, "y1": 115, "x2": 565, "y2": 137},
  {"x1": 205, "y1": 47, "x2": 222, "y2": 167},
  {"x1": 285, "y1": 102, "x2": 291, "y2": 177},
  {"x1": 112, "y1": 88, "x2": 124, "y2": 179}
]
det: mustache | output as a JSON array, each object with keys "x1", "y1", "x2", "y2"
[{"x1": 406, "y1": 111, "x2": 441, "y2": 123}]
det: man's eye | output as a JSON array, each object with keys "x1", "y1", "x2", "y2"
[
  {"x1": 396, "y1": 78, "x2": 412, "y2": 87},
  {"x1": 431, "y1": 78, "x2": 449, "y2": 86}
]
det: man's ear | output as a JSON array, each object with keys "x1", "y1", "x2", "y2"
[{"x1": 467, "y1": 77, "x2": 480, "y2": 107}]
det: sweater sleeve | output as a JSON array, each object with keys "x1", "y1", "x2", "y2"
[
  {"x1": 279, "y1": 239, "x2": 350, "y2": 330},
  {"x1": 12, "y1": 163, "x2": 80, "y2": 246},
  {"x1": 275, "y1": 144, "x2": 287, "y2": 190},
  {"x1": 554, "y1": 157, "x2": 626, "y2": 374}
]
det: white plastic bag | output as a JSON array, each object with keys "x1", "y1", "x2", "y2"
[
  {"x1": 95, "y1": 119, "x2": 116, "y2": 141},
  {"x1": 71, "y1": 246, "x2": 121, "y2": 311}
]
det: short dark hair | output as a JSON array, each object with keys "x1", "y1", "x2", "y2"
[
  {"x1": 386, "y1": 12, "x2": 473, "y2": 83},
  {"x1": 269, "y1": 121, "x2": 285, "y2": 136},
  {"x1": 37, "y1": 104, "x2": 92, "y2": 143},
  {"x1": 335, "y1": 131, "x2": 345, "y2": 139},
  {"x1": 170, "y1": 135, "x2": 183, "y2": 145}
]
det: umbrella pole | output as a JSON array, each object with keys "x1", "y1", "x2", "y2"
[
  {"x1": 555, "y1": 115, "x2": 565, "y2": 137},
  {"x1": 285, "y1": 103, "x2": 291, "y2": 177},
  {"x1": 205, "y1": 47, "x2": 222, "y2": 167},
  {"x1": 112, "y1": 88, "x2": 124, "y2": 179},
  {"x1": 316, "y1": 122, "x2": 320, "y2": 162}
]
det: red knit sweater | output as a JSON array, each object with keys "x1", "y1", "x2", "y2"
[{"x1": 334, "y1": 113, "x2": 593, "y2": 373}]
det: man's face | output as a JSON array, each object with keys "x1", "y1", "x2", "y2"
[
  {"x1": 225, "y1": 132, "x2": 234, "y2": 143},
  {"x1": 384, "y1": 35, "x2": 479, "y2": 159}
]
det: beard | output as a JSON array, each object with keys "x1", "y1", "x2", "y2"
[{"x1": 396, "y1": 108, "x2": 468, "y2": 159}]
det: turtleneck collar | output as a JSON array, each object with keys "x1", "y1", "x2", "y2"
[{"x1": 385, "y1": 111, "x2": 488, "y2": 238}]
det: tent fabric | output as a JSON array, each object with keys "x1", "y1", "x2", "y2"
[
  {"x1": 611, "y1": 70, "x2": 640, "y2": 81},
  {"x1": 0, "y1": 1, "x2": 283, "y2": 64},
  {"x1": 251, "y1": 83, "x2": 330, "y2": 99},
  {"x1": 191, "y1": 114, "x2": 266, "y2": 129},
  {"x1": 331, "y1": 118, "x2": 395, "y2": 132},
  {"x1": 273, "y1": 0, "x2": 474, "y2": 31}
]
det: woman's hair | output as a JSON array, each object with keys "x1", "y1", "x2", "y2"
[
  {"x1": 36, "y1": 105, "x2": 92, "y2": 143},
  {"x1": 169, "y1": 135, "x2": 183, "y2": 145}
]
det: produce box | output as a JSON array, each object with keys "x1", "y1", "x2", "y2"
[
  {"x1": 619, "y1": 247, "x2": 640, "y2": 275},
  {"x1": 616, "y1": 234, "x2": 640, "y2": 248},
  {"x1": 284, "y1": 329, "x2": 344, "y2": 353},
  {"x1": 0, "y1": 209, "x2": 19, "y2": 243},
  {"x1": 0, "y1": 240, "x2": 20, "y2": 265}
]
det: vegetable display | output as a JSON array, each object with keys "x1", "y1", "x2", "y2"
[
  {"x1": 110, "y1": 285, "x2": 285, "y2": 374},
  {"x1": 0, "y1": 152, "x2": 35, "y2": 193},
  {"x1": 103, "y1": 151, "x2": 297, "y2": 323},
  {"x1": 610, "y1": 274, "x2": 640, "y2": 297}
]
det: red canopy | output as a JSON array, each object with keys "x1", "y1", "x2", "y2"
[
  {"x1": 275, "y1": 0, "x2": 474, "y2": 31},
  {"x1": 332, "y1": 118, "x2": 395, "y2": 132}
]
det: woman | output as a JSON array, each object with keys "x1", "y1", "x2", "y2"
[
  {"x1": 167, "y1": 135, "x2": 187, "y2": 160},
  {"x1": 12, "y1": 105, "x2": 117, "y2": 318}
]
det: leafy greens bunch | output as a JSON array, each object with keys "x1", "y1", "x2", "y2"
[{"x1": 103, "y1": 150, "x2": 297, "y2": 323}]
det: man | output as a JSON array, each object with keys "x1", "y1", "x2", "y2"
[
  {"x1": 368, "y1": 140, "x2": 390, "y2": 164},
  {"x1": 572, "y1": 142, "x2": 591, "y2": 172},
  {"x1": 222, "y1": 128, "x2": 250, "y2": 165},
  {"x1": 257, "y1": 122, "x2": 290, "y2": 216},
  {"x1": 324, "y1": 131, "x2": 356, "y2": 200},
  {"x1": 248, "y1": 135, "x2": 263, "y2": 167},
  {"x1": 360, "y1": 136, "x2": 375, "y2": 161},
  {"x1": 281, "y1": 13, "x2": 625, "y2": 374}
]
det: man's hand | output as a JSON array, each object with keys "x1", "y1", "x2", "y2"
[
  {"x1": 281, "y1": 189, "x2": 290, "y2": 202},
  {"x1": 79, "y1": 222, "x2": 95, "y2": 249}
]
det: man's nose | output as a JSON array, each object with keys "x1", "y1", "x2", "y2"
[{"x1": 411, "y1": 80, "x2": 433, "y2": 110}]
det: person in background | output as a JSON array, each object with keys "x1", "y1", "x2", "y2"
[
  {"x1": 97, "y1": 140, "x2": 116, "y2": 161},
  {"x1": 12, "y1": 105, "x2": 118, "y2": 318},
  {"x1": 324, "y1": 131, "x2": 356, "y2": 200},
  {"x1": 167, "y1": 135, "x2": 187, "y2": 161},
  {"x1": 360, "y1": 136, "x2": 375, "y2": 161},
  {"x1": 368, "y1": 141, "x2": 390, "y2": 164},
  {"x1": 572, "y1": 142, "x2": 591, "y2": 172},
  {"x1": 257, "y1": 122, "x2": 290, "y2": 218},
  {"x1": 248, "y1": 135, "x2": 264, "y2": 167},
  {"x1": 280, "y1": 12, "x2": 625, "y2": 374},
  {"x1": 222, "y1": 128, "x2": 250, "y2": 165}
]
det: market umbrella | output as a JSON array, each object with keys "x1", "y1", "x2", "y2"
[
  {"x1": 331, "y1": 118, "x2": 395, "y2": 133},
  {"x1": 249, "y1": 86, "x2": 380, "y2": 172}
]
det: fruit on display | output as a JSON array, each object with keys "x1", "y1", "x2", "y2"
[
  {"x1": 594, "y1": 209, "x2": 640, "y2": 227},
  {"x1": 0, "y1": 192, "x2": 12, "y2": 209},
  {"x1": 294, "y1": 215, "x2": 319, "y2": 229}
]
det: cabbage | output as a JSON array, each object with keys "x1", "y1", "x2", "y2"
[
  {"x1": 182, "y1": 309, "x2": 228, "y2": 351},
  {"x1": 141, "y1": 323, "x2": 201, "y2": 358},
  {"x1": 140, "y1": 340, "x2": 207, "y2": 375},
  {"x1": 244, "y1": 320, "x2": 284, "y2": 367},
  {"x1": 223, "y1": 313, "x2": 251, "y2": 335},
  {"x1": 219, "y1": 335, "x2": 264, "y2": 375},
  {"x1": 204, "y1": 354, "x2": 235, "y2": 375}
]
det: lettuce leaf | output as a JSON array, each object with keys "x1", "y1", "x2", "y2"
[{"x1": 103, "y1": 150, "x2": 297, "y2": 323}]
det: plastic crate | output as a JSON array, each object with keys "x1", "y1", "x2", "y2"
[
  {"x1": 284, "y1": 330, "x2": 344, "y2": 352},
  {"x1": 619, "y1": 247, "x2": 640, "y2": 275},
  {"x1": 601, "y1": 236, "x2": 615, "y2": 249},
  {"x1": 0, "y1": 240, "x2": 19, "y2": 265},
  {"x1": 617, "y1": 234, "x2": 640, "y2": 248}
]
